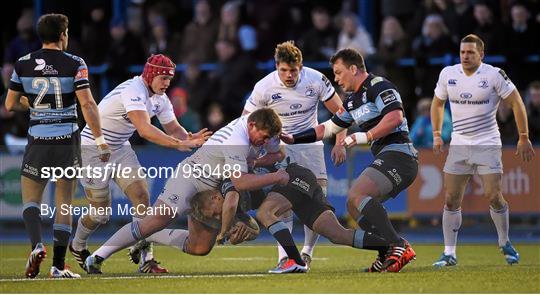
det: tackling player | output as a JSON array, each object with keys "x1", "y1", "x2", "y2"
[
  {"x1": 281, "y1": 48, "x2": 418, "y2": 272},
  {"x1": 430, "y1": 34, "x2": 535, "y2": 267},
  {"x1": 69, "y1": 54, "x2": 210, "y2": 274},
  {"x1": 5, "y1": 13, "x2": 110, "y2": 278}
]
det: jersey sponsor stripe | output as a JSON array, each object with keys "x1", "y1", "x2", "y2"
[
  {"x1": 452, "y1": 109, "x2": 496, "y2": 124},
  {"x1": 458, "y1": 124, "x2": 498, "y2": 135},
  {"x1": 453, "y1": 114, "x2": 497, "y2": 131},
  {"x1": 209, "y1": 137, "x2": 223, "y2": 143},
  {"x1": 212, "y1": 132, "x2": 230, "y2": 140}
]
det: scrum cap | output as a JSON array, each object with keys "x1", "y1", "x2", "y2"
[{"x1": 142, "y1": 54, "x2": 176, "y2": 85}]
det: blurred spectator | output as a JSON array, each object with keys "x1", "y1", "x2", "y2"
[
  {"x1": 210, "y1": 39, "x2": 258, "y2": 121},
  {"x1": 374, "y1": 16, "x2": 415, "y2": 119},
  {"x1": 412, "y1": 14, "x2": 456, "y2": 97},
  {"x1": 410, "y1": 98, "x2": 452, "y2": 147},
  {"x1": 218, "y1": 1, "x2": 258, "y2": 54},
  {"x1": 179, "y1": 0, "x2": 219, "y2": 63},
  {"x1": 204, "y1": 103, "x2": 227, "y2": 132},
  {"x1": 440, "y1": 0, "x2": 475, "y2": 42},
  {"x1": 146, "y1": 16, "x2": 182, "y2": 58},
  {"x1": 497, "y1": 99, "x2": 518, "y2": 145},
  {"x1": 410, "y1": 0, "x2": 446, "y2": 38},
  {"x1": 472, "y1": 2, "x2": 503, "y2": 54},
  {"x1": 526, "y1": 81, "x2": 540, "y2": 144},
  {"x1": 168, "y1": 86, "x2": 202, "y2": 132},
  {"x1": 81, "y1": 6, "x2": 110, "y2": 65},
  {"x1": 176, "y1": 61, "x2": 212, "y2": 113},
  {"x1": 106, "y1": 18, "x2": 147, "y2": 86},
  {"x1": 2, "y1": 9, "x2": 40, "y2": 85},
  {"x1": 299, "y1": 6, "x2": 338, "y2": 61},
  {"x1": 337, "y1": 12, "x2": 376, "y2": 58},
  {"x1": 381, "y1": 0, "x2": 417, "y2": 33},
  {"x1": 503, "y1": 2, "x2": 540, "y2": 89}
]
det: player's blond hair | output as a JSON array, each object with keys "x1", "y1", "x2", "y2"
[
  {"x1": 274, "y1": 41, "x2": 303, "y2": 66},
  {"x1": 247, "y1": 108, "x2": 282, "y2": 137},
  {"x1": 461, "y1": 34, "x2": 485, "y2": 53}
]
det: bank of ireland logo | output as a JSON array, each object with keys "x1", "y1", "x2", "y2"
[
  {"x1": 34, "y1": 59, "x2": 46, "y2": 71},
  {"x1": 460, "y1": 92, "x2": 473, "y2": 99},
  {"x1": 290, "y1": 103, "x2": 302, "y2": 110}
]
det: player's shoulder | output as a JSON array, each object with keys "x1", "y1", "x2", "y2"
[
  {"x1": 301, "y1": 66, "x2": 328, "y2": 83},
  {"x1": 61, "y1": 51, "x2": 87, "y2": 66},
  {"x1": 254, "y1": 71, "x2": 277, "y2": 89},
  {"x1": 480, "y1": 63, "x2": 509, "y2": 79},
  {"x1": 223, "y1": 116, "x2": 250, "y2": 144},
  {"x1": 366, "y1": 75, "x2": 396, "y2": 96},
  {"x1": 440, "y1": 64, "x2": 461, "y2": 75}
]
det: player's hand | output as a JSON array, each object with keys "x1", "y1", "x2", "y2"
[
  {"x1": 516, "y1": 137, "x2": 535, "y2": 162},
  {"x1": 175, "y1": 138, "x2": 203, "y2": 152},
  {"x1": 331, "y1": 144, "x2": 346, "y2": 166},
  {"x1": 189, "y1": 128, "x2": 212, "y2": 141},
  {"x1": 275, "y1": 169, "x2": 289, "y2": 186},
  {"x1": 280, "y1": 132, "x2": 294, "y2": 144},
  {"x1": 432, "y1": 135, "x2": 444, "y2": 155},
  {"x1": 98, "y1": 143, "x2": 111, "y2": 162},
  {"x1": 216, "y1": 231, "x2": 229, "y2": 245}
]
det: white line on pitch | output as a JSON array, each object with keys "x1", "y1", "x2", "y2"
[{"x1": 0, "y1": 273, "x2": 267, "y2": 282}]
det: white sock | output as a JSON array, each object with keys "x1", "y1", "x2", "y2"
[
  {"x1": 442, "y1": 207, "x2": 461, "y2": 257},
  {"x1": 301, "y1": 225, "x2": 319, "y2": 257},
  {"x1": 146, "y1": 229, "x2": 189, "y2": 251},
  {"x1": 72, "y1": 217, "x2": 97, "y2": 251},
  {"x1": 94, "y1": 222, "x2": 137, "y2": 259},
  {"x1": 490, "y1": 204, "x2": 509, "y2": 247},
  {"x1": 277, "y1": 214, "x2": 294, "y2": 261},
  {"x1": 133, "y1": 216, "x2": 154, "y2": 262}
]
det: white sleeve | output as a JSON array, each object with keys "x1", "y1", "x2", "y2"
[
  {"x1": 319, "y1": 73, "x2": 336, "y2": 102},
  {"x1": 434, "y1": 68, "x2": 448, "y2": 100},
  {"x1": 493, "y1": 68, "x2": 516, "y2": 99},
  {"x1": 243, "y1": 83, "x2": 267, "y2": 113},
  {"x1": 156, "y1": 95, "x2": 177, "y2": 124},
  {"x1": 122, "y1": 90, "x2": 148, "y2": 113},
  {"x1": 222, "y1": 143, "x2": 249, "y2": 173}
]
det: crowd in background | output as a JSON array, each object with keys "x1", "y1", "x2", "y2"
[{"x1": 1, "y1": 0, "x2": 539, "y2": 148}]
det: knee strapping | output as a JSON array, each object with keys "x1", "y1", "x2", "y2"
[{"x1": 85, "y1": 187, "x2": 111, "y2": 203}]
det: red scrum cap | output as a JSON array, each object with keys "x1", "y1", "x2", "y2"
[{"x1": 142, "y1": 54, "x2": 176, "y2": 85}]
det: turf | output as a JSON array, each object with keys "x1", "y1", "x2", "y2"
[{"x1": 0, "y1": 243, "x2": 539, "y2": 293}]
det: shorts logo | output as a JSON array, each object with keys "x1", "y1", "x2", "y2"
[
  {"x1": 373, "y1": 159, "x2": 384, "y2": 166},
  {"x1": 448, "y1": 79, "x2": 457, "y2": 86},
  {"x1": 347, "y1": 101, "x2": 353, "y2": 109},
  {"x1": 478, "y1": 79, "x2": 489, "y2": 89},
  {"x1": 168, "y1": 194, "x2": 180, "y2": 204},
  {"x1": 387, "y1": 168, "x2": 402, "y2": 185},
  {"x1": 460, "y1": 92, "x2": 472, "y2": 99},
  {"x1": 291, "y1": 177, "x2": 310, "y2": 193},
  {"x1": 290, "y1": 103, "x2": 302, "y2": 110},
  {"x1": 362, "y1": 92, "x2": 367, "y2": 104}
]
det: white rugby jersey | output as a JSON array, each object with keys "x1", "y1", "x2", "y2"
[
  {"x1": 244, "y1": 66, "x2": 336, "y2": 135},
  {"x1": 81, "y1": 76, "x2": 176, "y2": 147},
  {"x1": 182, "y1": 116, "x2": 280, "y2": 188},
  {"x1": 434, "y1": 63, "x2": 516, "y2": 144}
]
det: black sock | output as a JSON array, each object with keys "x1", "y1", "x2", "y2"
[
  {"x1": 22, "y1": 204, "x2": 42, "y2": 250},
  {"x1": 352, "y1": 229, "x2": 389, "y2": 253},
  {"x1": 268, "y1": 221, "x2": 304, "y2": 266},
  {"x1": 358, "y1": 197, "x2": 401, "y2": 244},
  {"x1": 356, "y1": 216, "x2": 381, "y2": 236},
  {"x1": 52, "y1": 224, "x2": 71, "y2": 270}
]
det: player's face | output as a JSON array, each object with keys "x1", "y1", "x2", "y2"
[
  {"x1": 460, "y1": 42, "x2": 483, "y2": 72},
  {"x1": 276, "y1": 62, "x2": 301, "y2": 87},
  {"x1": 332, "y1": 59, "x2": 355, "y2": 92},
  {"x1": 200, "y1": 195, "x2": 224, "y2": 220},
  {"x1": 247, "y1": 122, "x2": 272, "y2": 146},
  {"x1": 151, "y1": 75, "x2": 173, "y2": 95}
]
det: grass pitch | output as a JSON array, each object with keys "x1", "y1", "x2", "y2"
[{"x1": 0, "y1": 243, "x2": 539, "y2": 293}]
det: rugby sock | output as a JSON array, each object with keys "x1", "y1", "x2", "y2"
[
  {"x1": 52, "y1": 224, "x2": 71, "y2": 270},
  {"x1": 146, "y1": 229, "x2": 189, "y2": 251},
  {"x1": 442, "y1": 206, "x2": 461, "y2": 257},
  {"x1": 269, "y1": 221, "x2": 305, "y2": 266},
  {"x1": 352, "y1": 229, "x2": 388, "y2": 251},
  {"x1": 301, "y1": 225, "x2": 319, "y2": 257},
  {"x1": 357, "y1": 197, "x2": 401, "y2": 244},
  {"x1": 133, "y1": 216, "x2": 154, "y2": 262},
  {"x1": 22, "y1": 202, "x2": 42, "y2": 250},
  {"x1": 94, "y1": 222, "x2": 138, "y2": 260},
  {"x1": 72, "y1": 217, "x2": 96, "y2": 251},
  {"x1": 277, "y1": 214, "x2": 294, "y2": 261},
  {"x1": 356, "y1": 216, "x2": 381, "y2": 236},
  {"x1": 490, "y1": 204, "x2": 509, "y2": 247}
]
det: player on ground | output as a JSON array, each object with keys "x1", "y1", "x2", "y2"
[
  {"x1": 5, "y1": 13, "x2": 110, "y2": 278},
  {"x1": 242, "y1": 41, "x2": 347, "y2": 272},
  {"x1": 201, "y1": 161, "x2": 404, "y2": 273},
  {"x1": 69, "y1": 54, "x2": 210, "y2": 274},
  {"x1": 83, "y1": 109, "x2": 290, "y2": 273},
  {"x1": 431, "y1": 34, "x2": 535, "y2": 267},
  {"x1": 281, "y1": 48, "x2": 418, "y2": 272}
]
